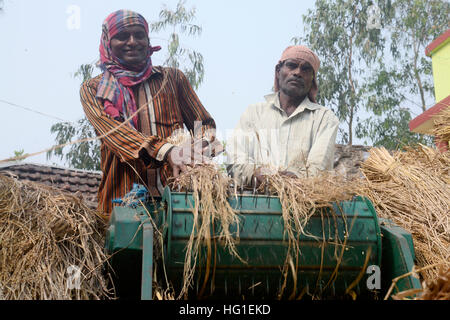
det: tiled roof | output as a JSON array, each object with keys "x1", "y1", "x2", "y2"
[{"x1": 0, "y1": 162, "x2": 102, "y2": 208}]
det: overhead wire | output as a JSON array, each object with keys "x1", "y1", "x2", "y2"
[{"x1": 0, "y1": 99, "x2": 73, "y2": 123}]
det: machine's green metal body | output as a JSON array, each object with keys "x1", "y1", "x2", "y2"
[{"x1": 105, "y1": 187, "x2": 421, "y2": 300}]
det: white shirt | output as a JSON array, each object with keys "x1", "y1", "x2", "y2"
[{"x1": 226, "y1": 93, "x2": 339, "y2": 185}]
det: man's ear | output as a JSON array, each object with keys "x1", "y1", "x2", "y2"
[
  {"x1": 275, "y1": 63, "x2": 282, "y2": 73},
  {"x1": 274, "y1": 64, "x2": 281, "y2": 91}
]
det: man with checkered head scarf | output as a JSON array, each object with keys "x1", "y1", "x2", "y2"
[
  {"x1": 81, "y1": 10, "x2": 218, "y2": 218},
  {"x1": 227, "y1": 45, "x2": 339, "y2": 187}
]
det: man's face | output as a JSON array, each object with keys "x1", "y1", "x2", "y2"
[
  {"x1": 277, "y1": 59, "x2": 314, "y2": 99},
  {"x1": 110, "y1": 25, "x2": 149, "y2": 69}
]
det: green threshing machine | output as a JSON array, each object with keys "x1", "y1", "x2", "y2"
[{"x1": 105, "y1": 186, "x2": 421, "y2": 300}]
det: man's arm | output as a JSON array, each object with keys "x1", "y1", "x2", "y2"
[
  {"x1": 297, "y1": 110, "x2": 339, "y2": 177},
  {"x1": 226, "y1": 106, "x2": 260, "y2": 187}
]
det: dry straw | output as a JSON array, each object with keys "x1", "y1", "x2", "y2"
[
  {"x1": 360, "y1": 145, "x2": 450, "y2": 281},
  {"x1": 433, "y1": 104, "x2": 450, "y2": 144},
  {"x1": 151, "y1": 128, "x2": 449, "y2": 299},
  {"x1": 390, "y1": 265, "x2": 450, "y2": 300},
  {"x1": 0, "y1": 173, "x2": 114, "y2": 300},
  {"x1": 418, "y1": 266, "x2": 450, "y2": 300},
  {"x1": 171, "y1": 164, "x2": 244, "y2": 299}
]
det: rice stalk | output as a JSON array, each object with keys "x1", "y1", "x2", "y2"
[
  {"x1": 262, "y1": 171, "x2": 369, "y2": 299},
  {"x1": 171, "y1": 164, "x2": 243, "y2": 299},
  {"x1": 361, "y1": 145, "x2": 450, "y2": 281},
  {"x1": 0, "y1": 173, "x2": 114, "y2": 300},
  {"x1": 433, "y1": 105, "x2": 450, "y2": 144}
]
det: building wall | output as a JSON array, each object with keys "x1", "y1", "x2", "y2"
[{"x1": 431, "y1": 39, "x2": 450, "y2": 102}]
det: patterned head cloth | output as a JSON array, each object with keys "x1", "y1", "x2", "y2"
[
  {"x1": 274, "y1": 45, "x2": 320, "y2": 103},
  {"x1": 96, "y1": 10, "x2": 161, "y2": 128}
]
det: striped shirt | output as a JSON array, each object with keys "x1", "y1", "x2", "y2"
[{"x1": 80, "y1": 66, "x2": 216, "y2": 218}]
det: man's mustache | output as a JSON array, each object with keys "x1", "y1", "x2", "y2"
[{"x1": 287, "y1": 77, "x2": 305, "y2": 85}]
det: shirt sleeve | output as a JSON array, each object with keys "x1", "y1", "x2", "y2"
[
  {"x1": 226, "y1": 106, "x2": 259, "y2": 186},
  {"x1": 300, "y1": 110, "x2": 339, "y2": 176},
  {"x1": 80, "y1": 78, "x2": 171, "y2": 168}
]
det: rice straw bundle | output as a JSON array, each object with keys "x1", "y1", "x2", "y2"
[
  {"x1": 391, "y1": 265, "x2": 450, "y2": 300},
  {"x1": 361, "y1": 145, "x2": 450, "y2": 281},
  {"x1": 171, "y1": 164, "x2": 243, "y2": 299},
  {"x1": 419, "y1": 266, "x2": 450, "y2": 300},
  {"x1": 0, "y1": 173, "x2": 114, "y2": 300},
  {"x1": 433, "y1": 105, "x2": 450, "y2": 144}
]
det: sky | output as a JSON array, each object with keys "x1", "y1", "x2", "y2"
[{"x1": 0, "y1": 0, "x2": 341, "y2": 167}]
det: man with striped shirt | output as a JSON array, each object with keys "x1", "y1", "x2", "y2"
[{"x1": 81, "y1": 10, "x2": 217, "y2": 219}]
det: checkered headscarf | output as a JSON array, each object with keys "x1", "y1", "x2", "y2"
[{"x1": 96, "y1": 10, "x2": 161, "y2": 128}]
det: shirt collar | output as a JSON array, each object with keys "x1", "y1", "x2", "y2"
[
  {"x1": 151, "y1": 66, "x2": 163, "y2": 75},
  {"x1": 264, "y1": 92, "x2": 320, "y2": 117}
]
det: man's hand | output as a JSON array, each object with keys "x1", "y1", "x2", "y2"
[
  {"x1": 252, "y1": 167, "x2": 268, "y2": 189},
  {"x1": 167, "y1": 138, "x2": 224, "y2": 178},
  {"x1": 279, "y1": 170, "x2": 298, "y2": 178},
  {"x1": 167, "y1": 146, "x2": 198, "y2": 178},
  {"x1": 167, "y1": 147, "x2": 186, "y2": 178},
  {"x1": 192, "y1": 139, "x2": 224, "y2": 159},
  {"x1": 252, "y1": 169, "x2": 298, "y2": 188}
]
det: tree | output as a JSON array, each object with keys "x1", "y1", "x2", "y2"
[
  {"x1": 150, "y1": 0, "x2": 204, "y2": 89},
  {"x1": 389, "y1": 0, "x2": 448, "y2": 113},
  {"x1": 357, "y1": 0, "x2": 448, "y2": 148},
  {"x1": 297, "y1": 0, "x2": 449, "y2": 149},
  {"x1": 46, "y1": 64, "x2": 101, "y2": 170},
  {"x1": 355, "y1": 61, "x2": 433, "y2": 149},
  {"x1": 11, "y1": 149, "x2": 27, "y2": 161},
  {"x1": 48, "y1": 1, "x2": 205, "y2": 170},
  {"x1": 295, "y1": 0, "x2": 390, "y2": 145}
]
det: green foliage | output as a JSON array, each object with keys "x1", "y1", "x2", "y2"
[
  {"x1": 388, "y1": 0, "x2": 449, "y2": 112},
  {"x1": 14, "y1": 149, "x2": 24, "y2": 157},
  {"x1": 74, "y1": 64, "x2": 95, "y2": 83},
  {"x1": 150, "y1": 0, "x2": 204, "y2": 89},
  {"x1": 12, "y1": 149, "x2": 27, "y2": 161},
  {"x1": 297, "y1": 0, "x2": 449, "y2": 149},
  {"x1": 47, "y1": 64, "x2": 101, "y2": 170},
  {"x1": 47, "y1": 118, "x2": 101, "y2": 170},
  {"x1": 295, "y1": 0, "x2": 389, "y2": 145},
  {"x1": 356, "y1": 108, "x2": 432, "y2": 150},
  {"x1": 362, "y1": 0, "x2": 449, "y2": 148}
]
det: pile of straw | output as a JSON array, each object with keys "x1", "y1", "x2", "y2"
[
  {"x1": 360, "y1": 145, "x2": 450, "y2": 281},
  {"x1": 419, "y1": 266, "x2": 450, "y2": 300},
  {"x1": 433, "y1": 105, "x2": 450, "y2": 144},
  {"x1": 0, "y1": 173, "x2": 114, "y2": 300},
  {"x1": 391, "y1": 266, "x2": 450, "y2": 300}
]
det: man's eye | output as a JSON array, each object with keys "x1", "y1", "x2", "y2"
[
  {"x1": 135, "y1": 32, "x2": 147, "y2": 40},
  {"x1": 115, "y1": 33, "x2": 129, "y2": 41},
  {"x1": 286, "y1": 63, "x2": 299, "y2": 69},
  {"x1": 301, "y1": 66, "x2": 313, "y2": 72}
]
